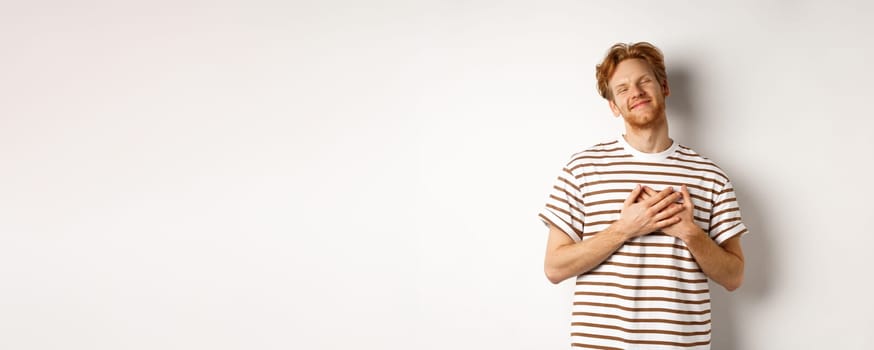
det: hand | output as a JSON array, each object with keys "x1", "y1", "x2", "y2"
[
  {"x1": 612, "y1": 185, "x2": 684, "y2": 240},
  {"x1": 659, "y1": 184, "x2": 702, "y2": 241},
  {"x1": 637, "y1": 185, "x2": 678, "y2": 204}
]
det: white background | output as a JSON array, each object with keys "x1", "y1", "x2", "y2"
[{"x1": 2, "y1": 1, "x2": 873, "y2": 349}]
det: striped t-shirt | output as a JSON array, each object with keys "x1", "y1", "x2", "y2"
[{"x1": 539, "y1": 135, "x2": 748, "y2": 350}]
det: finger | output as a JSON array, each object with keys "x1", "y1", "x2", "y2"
[
  {"x1": 643, "y1": 186, "x2": 674, "y2": 206},
  {"x1": 624, "y1": 185, "x2": 642, "y2": 207},
  {"x1": 681, "y1": 185, "x2": 693, "y2": 208},
  {"x1": 651, "y1": 190, "x2": 682, "y2": 212},
  {"x1": 642, "y1": 186, "x2": 657, "y2": 198},
  {"x1": 638, "y1": 186, "x2": 655, "y2": 202},
  {"x1": 638, "y1": 193, "x2": 650, "y2": 203},
  {"x1": 643, "y1": 185, "x2": 657, "y2": 196},
  {"x1": 655, "y1": 215, "x2": 682, "y2": 229},
  {"x1": 654, "y1": 203, "x2": 684, "y2": 221}
]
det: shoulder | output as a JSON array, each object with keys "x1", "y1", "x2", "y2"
[
  {"x1": 560, "y1": 138, "x2": 625, "y2": 175},
  {"x1": 567, "y1": 139, "x2": 623, "y2": 163},
  {"x1": 674, "y1": 144, "x2": 731, "y2": 182}
]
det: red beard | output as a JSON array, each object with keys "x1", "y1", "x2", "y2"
[{"x1": 623, "y1": 103, "x2": 666, "y2": 130}]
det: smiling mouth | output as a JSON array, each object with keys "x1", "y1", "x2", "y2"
[{"x1": 631, "y1": 101, "x2": 650, "y2": 109}]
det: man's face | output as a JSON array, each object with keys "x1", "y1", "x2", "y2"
[{"x1": 607, "y1": 58, "x2": 670, "y2": 129}]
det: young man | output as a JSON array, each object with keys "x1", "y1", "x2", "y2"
[{"x1": 538, "y1": 42, "x2": 747, "y2": 349}]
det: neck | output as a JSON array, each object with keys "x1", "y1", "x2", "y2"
[{"x1": 622, "y1": 118, "x2": 672, "y2": 153}]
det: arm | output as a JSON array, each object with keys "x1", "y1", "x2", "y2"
[
  {"x1": 544, "y1": 185, "x2": 684, "y2": 284},
  {"x1": 682, "y1": 232, "x2": 744, "y2": 291},
  {"x1": 656, "y1": 185, "x2": 745, "y2": 291},
  {"x1": 543, "y1": 223, "x2": 628, "y2": 284}
]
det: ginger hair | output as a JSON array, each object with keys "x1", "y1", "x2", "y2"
[{"x1": 595, "y1": 42, "x2": 667, "y2": 101}]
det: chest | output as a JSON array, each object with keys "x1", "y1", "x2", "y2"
[{"x1": 578, "y1": 164, "x2": 720, "y2": 235}]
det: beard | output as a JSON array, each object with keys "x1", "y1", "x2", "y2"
[{"x1": 622, "y1": 101, "x2": 666, "y2": 130}]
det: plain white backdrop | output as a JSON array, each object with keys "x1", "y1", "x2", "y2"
[{"x1": 2, "y1": 1, "x2": 873, "y2": 349}]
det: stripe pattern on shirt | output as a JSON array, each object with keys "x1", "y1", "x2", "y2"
[{"x1": 539, "y1": 139, "x2": 748, "y2": 349}]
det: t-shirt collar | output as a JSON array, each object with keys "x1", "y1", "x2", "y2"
[{"x1": 617, "y1": 131, "x2": 679, "y2": 161}]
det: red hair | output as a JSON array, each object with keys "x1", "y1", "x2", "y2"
[{"x1": 595, "y1": 42, "x2": 667, "y2": 101}]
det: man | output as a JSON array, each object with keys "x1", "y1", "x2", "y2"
[{"x1": 538, "y1": 42, "x2": 747, "y2": 349}]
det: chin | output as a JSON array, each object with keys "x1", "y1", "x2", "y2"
[{"x1": 624, "y1": 113, "x2": 664, "y2": 129}]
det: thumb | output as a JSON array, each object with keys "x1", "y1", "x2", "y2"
[
  {"x1": 681, "y1": 185, "x2": 692, "y2": 208},
  {"x1": 624, "y1": 185, "x2": 642, "y2": 207}
]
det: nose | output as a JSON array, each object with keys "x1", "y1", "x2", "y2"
[{"x1": 629, "y1": 84, "x2": 645, "y2": 97}]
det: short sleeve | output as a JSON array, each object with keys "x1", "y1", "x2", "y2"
[
  {"x1": 709, "y1": 179, "x2": 749, "y2": 245},
  {"x1": 538, "y1": 165, "x2": 585, "y2": 242}
]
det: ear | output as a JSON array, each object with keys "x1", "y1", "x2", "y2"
[
  {"x1": 662, "y1": 79, "x2": 671, "y2": 98},
  {"x1": 608, "y1": 99, "x2": 621, "y2": 117}
]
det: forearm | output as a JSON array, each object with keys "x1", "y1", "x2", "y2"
[
  {"x1": 544, "y1": 225, "x2": 629, "y2": 284},
  {"x1": 681, "y1": 228, "x2": 744, "y2": 291},
  {"x1": 544, "y1": 186, "x2": 686, "y2": 284}
]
